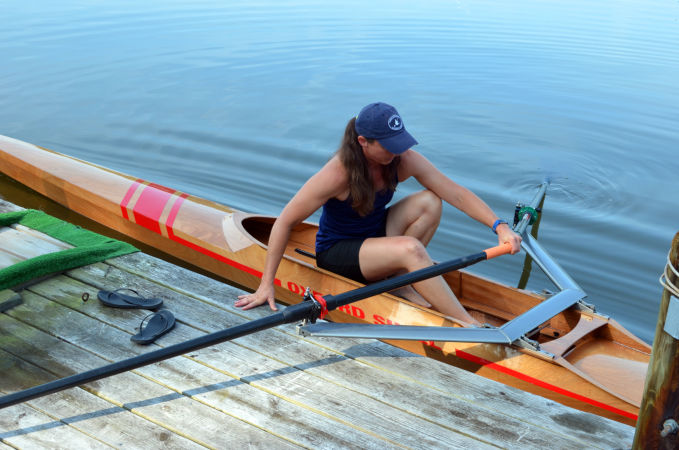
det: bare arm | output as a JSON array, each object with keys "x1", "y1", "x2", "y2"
[
  {"x1": 236, "y1": 157, "x2": 348, "y2": 310},
  {"x1": 399, "y1": 150, "x2": 522, "y2": 253}
]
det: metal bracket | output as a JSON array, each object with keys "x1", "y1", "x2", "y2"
[
  {"x1": 512, "y1": 335, "x2": 541, "y2": 351},
  {"x1": 663, "y1": 295, "x2": 679, "y2": 340},
  {"x1": 297, "y1": 287, "x2": 322, "y2": 327},
  {"x1": 661, "y1": 419, "x2": 679, "y2": 438},
  {"x1": 573, "y1": 299, "x2": 597, "y2": 314},
  {"x1": 297, "y1": 287, "x2": 317, "y2": 333},
  {"x1": 296, "y1": 323, "x2": 312, "y2": 336},
  {"x1": 512, "y1": 335, "x2": 555, "y2": 359}
]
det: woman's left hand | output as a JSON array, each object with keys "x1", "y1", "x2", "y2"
[{"x1": 497, "y1": 225, "x2": 522, "y2": 254}]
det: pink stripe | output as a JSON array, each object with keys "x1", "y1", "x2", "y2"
[{"x1": 120, "y1": 180, "x2": 143, "y2": 219}]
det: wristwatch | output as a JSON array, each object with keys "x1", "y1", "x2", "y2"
[{"x1": 492, "y1": 219, "x2": 508, "y2": 234}]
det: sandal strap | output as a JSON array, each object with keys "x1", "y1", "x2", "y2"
[
  {"x1": 110, "y1": 288, "x2": 157, "y2": 305},
  {"x1": 138, "y1": 312, "x2": 156, "y2": 331}
]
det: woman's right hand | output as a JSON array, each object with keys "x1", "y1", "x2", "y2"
[{"x1": 235, "y1": 283, "x2": 278, "y2": 311}]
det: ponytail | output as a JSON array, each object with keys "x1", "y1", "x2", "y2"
[{"x1": 336, "y1": 117, "x2": 399, "y2": 216}]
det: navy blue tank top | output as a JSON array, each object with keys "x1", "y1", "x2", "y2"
[{"x1": 315, "y1": 186, "x2": 396, "y2": 254}]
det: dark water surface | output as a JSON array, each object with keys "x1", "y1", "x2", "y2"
[{"x1": 2, "y1": 0, "x2": 677, "y2": 343}]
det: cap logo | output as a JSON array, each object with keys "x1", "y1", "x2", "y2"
[{"x1": 387, "y1": 114, "x2": 403, "y2": 131}]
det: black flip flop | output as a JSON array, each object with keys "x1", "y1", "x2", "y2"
[
  {"x1": 131, "y1": 310, "x2": 176, "y2": 345},
  {"x1": 97, "y1": 288, "x2": 163, "y2": 310}
]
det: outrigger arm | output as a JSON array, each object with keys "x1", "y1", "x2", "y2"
[
  {"x1": 521, "y1": 234, "x2": 581, "y2": 292},
  {"x1": 297, "y1": 180, "x2": 590, "y2": 351},
  {"x1": 298, "y1": 288, "x2": 586, "y2": 346}
]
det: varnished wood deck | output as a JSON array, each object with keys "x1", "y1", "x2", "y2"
[{"x1": 0, "y1": 200, "x2": 635, "y2": 449}]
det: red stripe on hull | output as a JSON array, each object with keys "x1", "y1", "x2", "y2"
[
  {"x1": 454, "y1": 349, "x2": 637, "y2": 421},
  {"x1": 164, "y1": 194, "x2": 282, "y2": 286},
  {"x1": 167, "y1": 228, "x2": 269, "y2": 281}
]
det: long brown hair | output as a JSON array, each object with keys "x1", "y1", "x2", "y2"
[{"x1": 336, "y1": 117, "x2": 400, "y2": 216}]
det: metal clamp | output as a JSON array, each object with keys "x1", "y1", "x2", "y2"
[
  {"x1": 512, "y1": 335, "x2": 555, "y2": 359},
  {"x1": 298, "y1": 287, "x2": 324, "y2": 327},
  {"x1": 573, "y1": 300, "x2": 598, "y2": 314},
  {"x1": 663, "y1": 295, "x2": 679, "y2": 340},
  {"x1": 661, "y1": 419, "x2": 678, "y2": 438},
  {"x1": 513, "y1": 335, "x2": 540, "y2": 352}
]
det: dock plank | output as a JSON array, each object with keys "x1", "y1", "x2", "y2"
[
  {"x1": 10, "y1": 286, "x2": 409, "y2": 449},
  {"x1": 0, "y1": 227, "x2": 64, "y2": 260},
  {"x1": 337, "y1": 340, "x2": 634, "y2": 448},
  {"x1": 32, "y1": 268, "x2": 490, "y2": 448},
  {"x1": 0, "y1": 315, "x2": 298, "y2": 449},
  {"x1": 190, "y1": 331, "x2": 588, "y2": 450},
  {"x1": 67, "y1": 258, "x2": 629, "y2": 449},
  {"x1": 0, "y1": 200, "x2": 24, "y2": 213},
  {"x1": 14, "y1": 224, "x2": 73, "y2": 251},
  {"x1": 0, "y1": 350, "x2": 203, "y2": 450},
  {"x1": 0, "y1": 402, "x2": 110, "y2": 450}
]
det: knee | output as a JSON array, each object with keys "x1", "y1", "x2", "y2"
[
  {"x1": 419, "y1": 190, "x2": 442, "y2": 217},
  {"x1": 395, "y1": 236, "x2": 430, "y2": 265}
]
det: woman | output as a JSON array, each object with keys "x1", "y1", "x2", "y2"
[{"x1": 235, "y1": 102, "x2": 521, "y2": 325}]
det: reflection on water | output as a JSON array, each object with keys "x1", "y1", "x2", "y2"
[{"x1": 1, "y1": 0, "x2": 678, "y2": 343}]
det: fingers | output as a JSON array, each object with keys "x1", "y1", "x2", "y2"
[
  {"x1": 235, "y1": 291, "x2": 278, "y2": 311},
  {"x1": 498, "y1": 230, "x2": 522, "y2": 254},
  {"x1": 508, "y1": 235, "x2": 522, "y2": 254}
]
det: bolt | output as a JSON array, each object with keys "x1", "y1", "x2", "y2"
[{"x1": 661, "y1": 419, "x2": 678, "y2": 438}]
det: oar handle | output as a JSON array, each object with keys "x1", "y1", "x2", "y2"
[{"x1": 483, "y1": 243, "x2": 512, "y2": 260}]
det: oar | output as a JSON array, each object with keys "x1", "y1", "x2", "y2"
[{"x1": 0, "y1": 242, "x2": 511, "y2": 409}]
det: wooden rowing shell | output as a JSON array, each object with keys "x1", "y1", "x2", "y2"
[{"x1": 0, "y1": 134, "x2": 650, "y2": 425}]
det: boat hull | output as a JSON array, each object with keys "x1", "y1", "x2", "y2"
[{"x1": 0, "y1": 135, "x2": 650, "y2": 425}]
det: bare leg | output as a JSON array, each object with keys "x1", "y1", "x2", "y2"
[
  {"x1": 386, "y1": 189, "x2": 442, "y2": 245},
  {"x1": 389, "y1": 286, "x2": 431, "y2": 307},
  {"x1": 360, "y1": 190, "x2": 478, "y2": 324},
  {"x1": 359, "y1": 235, "x2": 477, "y2": 324}
]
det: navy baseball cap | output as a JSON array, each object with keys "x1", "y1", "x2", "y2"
[{"x1": 355, "y1": 102, "x2": 418, "y2": 154}]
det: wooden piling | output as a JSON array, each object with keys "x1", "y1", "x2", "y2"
[{"x1": 633, "y1": 232, "x2": 679, "y2": 449}]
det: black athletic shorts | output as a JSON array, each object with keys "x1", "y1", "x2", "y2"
[{"x1": 316, "y1": 238, "x2": 368, "y2": 284}]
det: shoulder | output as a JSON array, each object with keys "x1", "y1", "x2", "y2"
[
  {"x1": 323, "y1": 155, "x2": 348, "y2": 176},
  {"x1": 301, "y1": 155, "x2": 349, "y2": 199},
  {"x1": 317, "y1": 155, "x2": 348, "y2": 187},
  {"x1": 397, "y1": 150, "x2": 434, "y2": 180}
]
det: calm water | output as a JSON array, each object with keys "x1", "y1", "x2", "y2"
[{"x1": 1, "y1": 0, "x2": 677, "y2": 343}]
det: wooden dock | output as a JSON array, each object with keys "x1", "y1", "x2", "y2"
[{"x1": 0, "y1": 199, "x2": 635, "y2": 449}]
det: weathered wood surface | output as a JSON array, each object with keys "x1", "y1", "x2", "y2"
[
  {"x1": 633, "y1": 232, "x2": 679, "y2": 449},
  {"x1": 0, "y1": 199, "x2": 636, "y2": 449},
  {"x1": 0, "y1": 201, "x2": 73, "y2": 271},
  {"x1": 0, "y1": 349, "x2": 203, "y2": 449},
  {"x1": 0, "y1": 201, "x2": 23, "y2": 214},
  {"x1": 0, "y1": 290, "x2": 21, "y2": 314}
]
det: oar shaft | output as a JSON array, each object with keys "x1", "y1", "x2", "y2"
[{"x1": 0, "y1": 243, "x2": 513, "y2": 409}]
